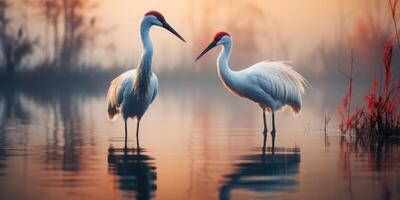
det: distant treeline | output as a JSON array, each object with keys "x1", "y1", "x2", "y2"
[{"x1": 0, "y1": 0, "x2": 102, "y2": 77}]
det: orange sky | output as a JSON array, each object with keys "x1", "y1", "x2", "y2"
[
  {"x1": 94, "y1": 0, "x2": 373, "y2": 68},
  {"x1": 9, "y1": 0, "x2": 393, "y2": 72}
]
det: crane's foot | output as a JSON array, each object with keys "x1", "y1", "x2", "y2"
[
  {"x1": 262, "y1": 133, "x2": 267, "y2": 150},
  {"x1": 124, "y1": 141, "x2": 128, "y2": 151},
  {"x1": 136, "y1": 139, "x2": 141, "y2": 150},
  {"x1": 271, "y1": 135, "x2": 276, "y2": 153},
  {"x1": 123, "y1": 145, "x2": 128, "y2": 153}
]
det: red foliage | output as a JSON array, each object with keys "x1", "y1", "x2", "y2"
[
  {"x1": 365, "y1": 78, "x2": 377, "y2": 110},
  {"x1": 393, "y1": 0, "x2": 399, "y2": 18},
  {"x1": 338, "y1": 34, "x2": 400, "y2": 141},
  {"x1": 337, "y1": 1, "x2": 399, "y2": 148},
  {"x1": 338, "y1": 55, "x2": 355, "y2": 134},
  {"x1": 389, "y1": 0, "x2": 400, "y2": 47},
  {"x1": 383, "y1": 36, "x2": 394, "y2": 97},
  {"x1": 337, "y1": 107, "x2": 346, "y2": 133}
]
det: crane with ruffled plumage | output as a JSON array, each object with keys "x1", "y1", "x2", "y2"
[
  {"x1": 195, "y1": 32, "x2": 310, "y2": 143},
  {"x1": 107, "y1": 11, "x2": 185, "y2": 149}
]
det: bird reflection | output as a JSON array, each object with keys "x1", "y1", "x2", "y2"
[
  {"x1": 219, "y1": 139, "x2": 300, "y2": 200},
  {"x1": 107, "y1": 147, "x2": 157, "y2": 200}
]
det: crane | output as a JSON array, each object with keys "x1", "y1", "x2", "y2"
[
  {"x1": 195, "y1": 32, "x2": 310, "y2": 144},
  {"x1": 107, "y1": 11, "x2": 185, "y2": 149}
]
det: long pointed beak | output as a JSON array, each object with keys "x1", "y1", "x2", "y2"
[
  {"x1": 162, "y1": 20, "x2": 186, "y2": 42},
  {"x1": 195, "y1": 40, "x2": 217, "y2": 61}
]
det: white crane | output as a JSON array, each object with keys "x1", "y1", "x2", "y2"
[
  {"x1": 195, "y1": 32, "x2": 310, "y2": 144},
  {"x1": 107, "y1": 11, "x2": 185, "y2": 149}
]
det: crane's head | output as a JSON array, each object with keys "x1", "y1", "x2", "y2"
[
  {"x1": 144, "y1": 11, "x2": 186, "y2": 42},
  {"x1": 195, "y1": 32, "x2": 231, "y2": 61}
]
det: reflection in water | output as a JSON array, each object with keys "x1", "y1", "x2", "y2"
[
  {"x1": 0, "y1": 89, "x2": 30, "y2": 177},
  {"x1": 44, "y1": 93, "x2": 86, "y2": 172},
  {"x1": 0, "y1": 89, "x2": 30, "y2": 124},
  {"x1": 0, "y1": 87, "x2": 97, "y2": 189},
  {"x1": 219, "y1": 144, "x2": 300, "y2": 200},
  {"x1": 0, "y1": 123, "x2": 6, "y2": 176},
  {"x1": 336, "y1": 136, "x2": 400, "y2": 200},
  {"x1": 108, "y1": 147, "x2": 157, "y2": 199},
  {"x1": 0, "y1": 84, "x2": 399, "y2": 199}
]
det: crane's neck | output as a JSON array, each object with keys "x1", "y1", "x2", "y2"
[
  {"x1": 139, "y1": 18, "x2": 153, "y2": 70},
  {"x1": 135, "y1": 18, "x2": 154, "y2": 97},
  {"x1": 217, "y1": 40, "x2": 236, "y2": 90}
]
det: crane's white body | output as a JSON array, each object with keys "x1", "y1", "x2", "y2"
[
  {"x1": 107, "y1": 69, "x2": 158, "y2": 121},
  {"x1": 107, "y1": 15, "x2": 159, "y2": 122},
  {"x1": 215, "y1": 36, "x2": 308, "y2": 114}
]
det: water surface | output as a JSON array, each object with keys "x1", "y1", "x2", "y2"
[{"x1": 0, "y1": 82, "x2": 399, "y2": 200}]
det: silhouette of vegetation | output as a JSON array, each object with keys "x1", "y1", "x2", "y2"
[
  {"x1": 58, "y1": 0, "x2": 99, "y2": 68},
  {"x1": 36, "y1": 0, "x2": 61, "y2": 65},
  {"x1": 0, "y1": 0, "x2": 36, "y2": 76},
  {"x1": 0, "y1": 0, "x2": 110, "y2": 86},
  {"x1": 33, "y1": 0, "x2": 101, "y2": 68},
  {"x1": 337, "y1": 53, "x2": 355, "y2": 134},
  {"x1": 355, "y1": 37, "x2": 399, "y2": 144},
  {"x1": 338, "y1": 33, "x2": 400, "y2": 151},
  {"x1": 323, "y1": 113, "x2": 331, "y2": 134}
]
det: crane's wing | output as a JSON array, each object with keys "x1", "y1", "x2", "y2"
[
  {"x1": 106, "y1": 69, "x2": 136, "y2": 121},
  {"x1": 150, "y1": 73, "x2": 159, "y2": 103},
  {"x1": 245, "y1": 61, "x2": 310, "y2": 113}
]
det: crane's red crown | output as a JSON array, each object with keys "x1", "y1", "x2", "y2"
[
  {"x1": 145, "y1": 11, "x2": 165, "y2": 21},
  {"x1": 214, "y1": 32, "x2": 230, "y2": 41}
]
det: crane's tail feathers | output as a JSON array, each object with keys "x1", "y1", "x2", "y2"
[
  {"x1": 106, "y1": 80, "x2": 121, "y2": 122},
  {"x1": 262, "y1": 60, "x2": 311, "y2": 94},
  {"x1": 274, "y1": 104, "x2": 301, "y2": 115},
  {"x1": 260, "y1": 61, "x2": 309, "y2": 115},
  {"x1": 254, "y1": 61, "x2": 309, "y2": 115},
  {"x1": 107, "y1": 102, "x2": 119, "y2": 121},
  {"x1": 280, "y1": 61, "x2": 310, "y2": 94},
  {"x1": 288, "y1": 103, "x2": 301, "y2": 115},
  {"x1": 284, "y1": 93, "x2": 302, "y2": 115}
]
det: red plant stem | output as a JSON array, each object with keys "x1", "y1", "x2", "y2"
[
  {"x1": 347, "y1": 53, "x2": 354, "y2": 129},
  {"x1": 383, "y1": 38, "x2": 393, "y2": 98},
  {"x1": 389, "y1": 0, "x2": 400, "y2": 48}
]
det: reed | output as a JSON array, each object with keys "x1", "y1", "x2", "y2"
[{"x1": 338, "y1": 36, "x2": 400, "y2": 151}]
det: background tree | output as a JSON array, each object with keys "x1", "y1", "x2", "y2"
[
  {"x1": 0, "y1": 0, "x2": 35, "y2": 75},
  {"x1": 58, "y1": 0, "x2": 98, "y2": 70}
]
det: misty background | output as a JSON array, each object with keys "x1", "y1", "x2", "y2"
[
  {"x1": 0, "y1": 0, "x2": 398, "y2": 120},
  {"x1": 0, "y1": 0, "x2": 397, "y2": 74}
]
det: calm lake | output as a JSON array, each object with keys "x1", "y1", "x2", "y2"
[{"x1": 0, "y1": 80, "x2": 399, "y2": 200}]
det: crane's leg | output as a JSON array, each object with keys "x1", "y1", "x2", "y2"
[
  {"x1": 271, "y1": 112, "x2": 276, "y2": 134},
  {"x1": 136, "y1": 119, "x2": 141, "y2": 149},
  {"x1": 262, "y1": 132, "x2": 267, "y2": 151},
  {"x1": 263, "y1": 111, "x2": 268, "y2": 135},
  {"x1": 271, "y1": 112, "x2": 276, "y2": 149},
  {"x1": 124, "y1": 120, "x2": 128, "y2": 150}
]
